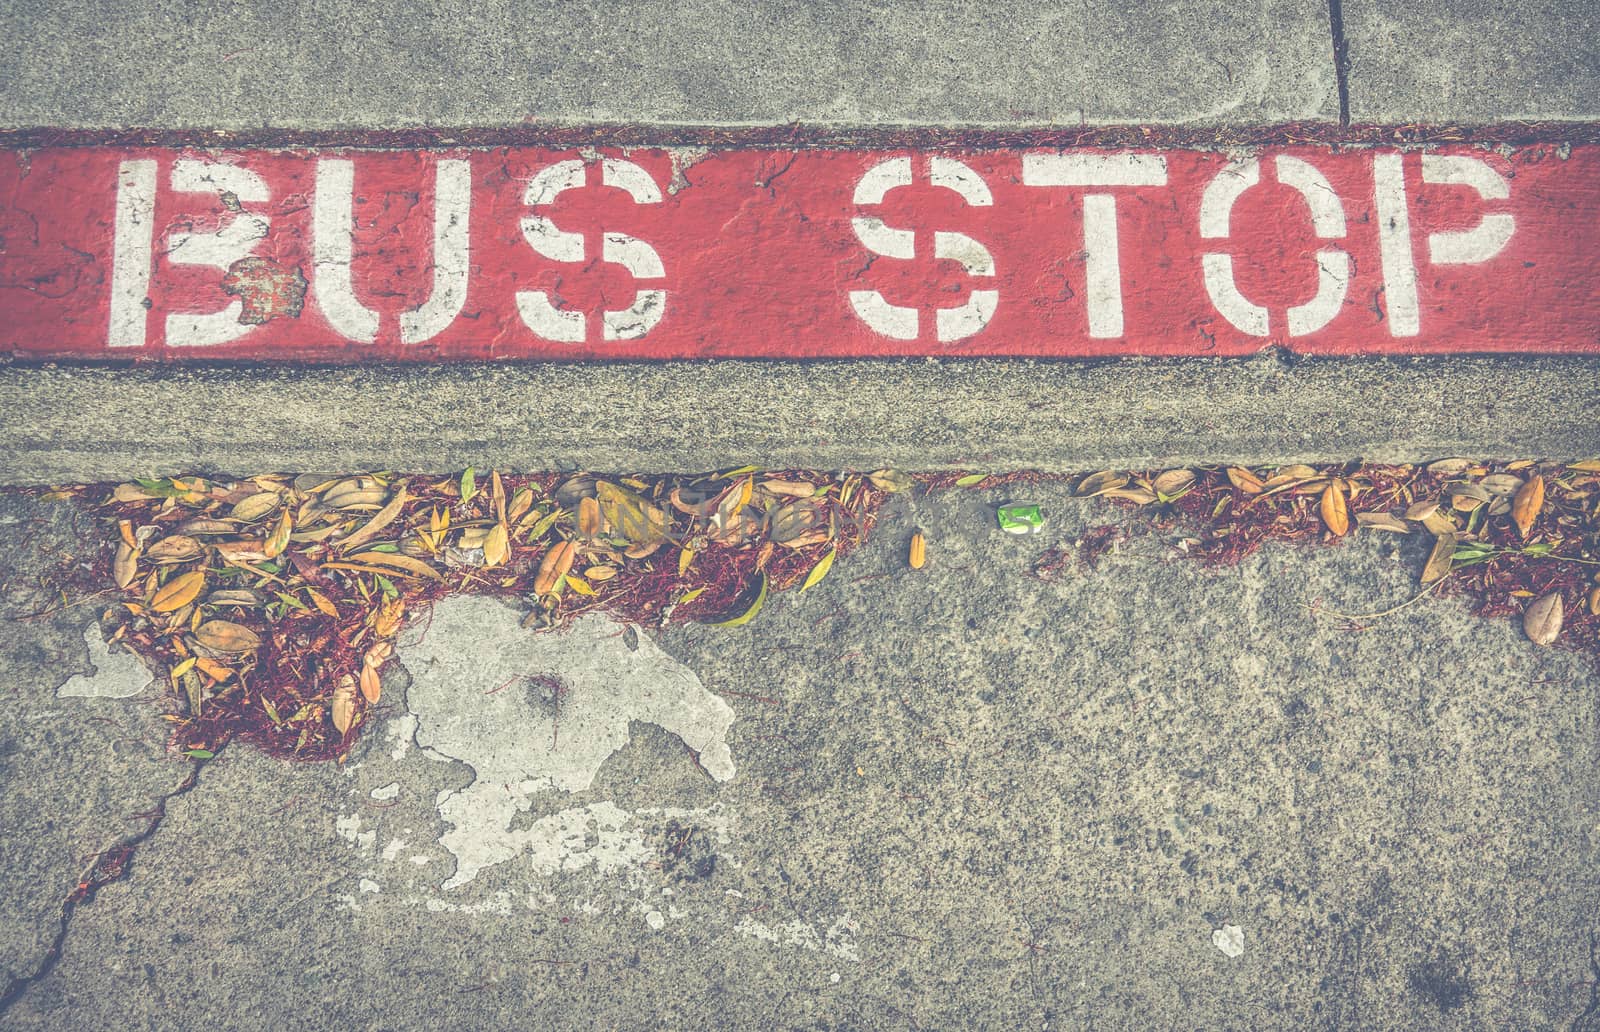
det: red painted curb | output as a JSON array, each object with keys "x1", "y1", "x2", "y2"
[{"x1": 2, "y1": 143, "x2": 1595, "y2": 361}]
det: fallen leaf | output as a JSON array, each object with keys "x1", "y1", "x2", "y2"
[
  {"x1": 761, "y1": 479, "x2": 816, "y2": 498},
  {"x1": 339, "y1": 485, "x2": 409, "y2": 552},
  {"x1": 151, "y1": 570, "x2": 206, "y2": 613},
  {"x1": 1421, "y1": 511, "x2": 1458, "y2": 536},
  {"x1": 506, "y1": 487, "x2": 536, "y2": 525},
  {"x1": 1512, "y1": 474, "x2": 1545, "y2": 539},
  {"x1": 1524, "y1": 592, "x2": 1563, "y2": 646},
  {"x1": 1226, "y1": 467, "x2": 1265, "y2": 494},
  {"x1": 359, "y1": 661, "x2": 382, "y2": 705},
  {"x1": 909, "y1": 531, "x2": 926, "y2": 569},
  {"x1": 145, "y1": 535, "x2": 203, "y2": 564},
  {"x1": 1152, "y1": 469, "x2": 1196, "y2": 499},
  {"x1": 1076, "y1": 471, "x2": 1129, "y2": 497},
  {"x1": 1405, "y1": 499, "x2": 1440, "y2": 521},
  {"x1": 1479, "y1": 473, "x2": 1523, "y2": 497},
  {"x1": 564, "y1": 574, "x2": 597, "y2": 596},
  {"x1": 712, "y1": 572, "x2": 768, "y2": 626},
  {"x1": 194, "y1": 657, "x2": 232, "y2": 682},
  {"x1": 868, "y1": 469, "x2": 914, "y2": 493},
  {"x1": 482, "y1": 523, "x2": 510, "y2": 568},
  {"x1": 206, "y1": 588, "x2": 262, "y2": 607},
  {"x1": 1101, "y1": 486, "x2": 1158, "y2": 505},
  {"x1": 669, "y1": 486, "x2": 720, "y2": 518},
  {"x1": 306, "y1": 588, "x2": 338, "y2": 617},
  {"x1": 597, "y1": 481, "x2": 667, "y2": 546},
  {"x1": 584, "y1": 565, "x2": 618, "y2": 583},
  {"x1": 955, "y1": 473, "x2": 989, "y2": 488},
  {"x1": 678, "y1": 547, "x2": 694, "y2": 577},
  {"x1": 1354, "y1": 512, "x2": 1409, "y2": 534},
  {"x1": 577, "y1": 496, "x2": 602, "y2": 538},
  {"x1": 801, "y1": 549, "x2": 836, "y2": 592},
  {"x1": 230, "y1": 491, "x2": 280, "y2": 523},
  {"x1": 1428, "y1": 458, "x2": 1473, "y2": 475},
  {"x1": 770, "y1": 500, "x2": 826, "y2": 544},
  {"x1": 1421, "y1": 532, "x2": 1456, "y2": 585},
  {"x1": 215, "y1": 538, "x2": 269, "y2": 563},
  {"x1": 193, "y1": 619, "x2": 261, "y2": 654},
  {"x1": 332, "y1": 674, "x2": 358, "y2": 734},
  {"x1": 1319, "y1": 482, "x2": 1350, "y2": 536},
  {"x1": 492, "y1": 471, "x2": 506, "y2": 524},
  {"x1": 1569, "y1": 459, "x2": 1600, "y2": 472},
  {"x1": 263, "y1": 510, "x2": 292, "y2": 559},
  {"x1": 372, "y1": 596, "x2": 405, "y2": 639},
  {"x1": 534, "y1": 540, "x2": 577, "y2": 595},
  {"x1": 460, "y1": 467, "x2": 477, "y2": 506},
  {"x1": 114, "y1": 542, "x2": 140, "y2": 589},
  {"x1": 1589, "y1": 586, "x2": 1600, "y2": 617}
]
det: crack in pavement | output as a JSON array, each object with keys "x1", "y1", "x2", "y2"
[{"x1": 0, "y1": 757, "x2": 210, "y2": 1019}]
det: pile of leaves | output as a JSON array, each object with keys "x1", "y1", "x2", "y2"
[
  {"x1": 1057, "y1": 459, "x2": 1600, "y2": 650},
  {"x1": 71, "y1": 467, "x2": 899, "y2": 762}
]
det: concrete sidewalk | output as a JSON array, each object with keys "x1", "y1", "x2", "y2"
[{"x1": 3, "y1": 484, "x2": 1597, "y2": 1029}]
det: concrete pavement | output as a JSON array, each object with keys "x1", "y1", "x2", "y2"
[{"x1": 2, "y1": 482, "x2": 1597, "y2": 1028}]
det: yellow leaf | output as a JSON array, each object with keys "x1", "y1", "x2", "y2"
[
  {"x1": 711, "y1": 573, "x2": 768, "y2": 627},
  {"x1": 564, "y1": 574, "x2": 596, "y2": 596},
  {"x1": 507, "y1": 488, "x2": 535, "y2": 525},
  {"x1": 909, "y1": 531, "x2": 926, "y2": 569},
  {"x1": 678, "y1": 546, "x2": 694, "y2": 577},
  {"x1": 346, "y1": 551, "x2": 446, "y2": 582},
  {"x1": 483, "y1": 522, "x2": 510, "y2": 568},
  {"x1": 596, "y1": 481, "x2": 667, "y2": 546},
  {"x1": 678, "y1": 586, "x2": 708, "y2": 605},
  {"x1": 534, "y1": 540, "x2": 577, "y2": 595},
  {"x1": 306, "y1": 588, "x2": 338, "y2": 617},
  {"x1": 801, "y1": 548, "x2": 836, "y2": 592},
  {"x1": 263, "y1": 509, "x2": 292, "y2": 559},
  {"x1": 577, "y1": 496, "x2": 602, "y2": 539},
  {"x1": 1319, "y1": 482, "x2": 1350, "y2": 536},
  {"x1": 170, "y1": 657, "x2": 197, "y2": 680},
  {"x1": 1512, "y1": 474, "x2": 1545, "y2": 539},
  {"x1": 151, "y1": 570, "x2": 206, "y2": 613}
]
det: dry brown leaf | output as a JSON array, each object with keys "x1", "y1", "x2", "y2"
[
  {"x1": 1404, "y1": 499, "x2": 1439, "y2": 521},
  {"x1": 372, "y1": 597, "x2": 405, "y2": 639},
  {"x1": 230, "y1": 491, "x2": 280, "y2": 523},
  {"x1": 867, "y1": 469, "x2": 914, "y2": 493},
  {"x1": 1152, "y1": 469, "x2": 1196, "y2": 498},
  {"x1": 761, "y1": 479, "x2": 816, "y2": 498},
  {"x1": 909, "y1": 530, "x2": 926, "y2": 570},
  {"x1": 1479, "y1": 473, "x2": 1523, "y2": 497},
  {"x1": 1076, "y1": 471, "x2": 1129, "y2": 497},
  {"x1": 114, "y1": 542, "x2": 140, "y2": 589},
  {"x1": 577, "y1": 496, "x2": 602, "y2": 538},
  {"x1": 1319, "y1": 482, "x2": 1350, "y2": 536},
  {"x1": 193, "y1": 619, "x2": 261, "y2": 654},
  {"x1": 534, "y1": 540, "x2": 577, "y2": 595},
  {"x1": 359, "y1": 661, "x2": 382, "y2": 705},
  {"x1": 1226, "y1": 467, "x2": 1265, "y2": 494},
  {"x1": 306, "y1": 588, "x2": 338, "y2": 618},
  {"x1": 623, "y1": 538, "x2": 666, "y2": 560},
  {"x1": 151, "y1": 570, "x2": 206, "y2": 613},
  {"x1": 214, "y1": 538, "x2": 270, "y2": 564},
  {"x1": 332, "y1": 674, "x2": 358, "y2": 734},
  {"x1": 491, "y1": 470, "x2": 506, "y2": 525},
  {"x1": 112, "y1": 483, "x2": 160, "y2": 503},
  {"x1": 339, "y1": 486, "x2": 409, "y2": 552},
  {"x1": 1421, "y1": 511, "x2": 1458, "y2": 536},
  {"x1": 584, "y1": 565, "x2": 618, "y2": 583},
  {"x1": 347, "y1": 551, "x2": 446, "y2": 582},
  {"x1": 483, "y1": 523, "x2": 510, "y2": 568},
  {"x1": 207, "y1": 588, "x2": 261, "y2": 607},
  {"x1": 1512, "y1": 474, "x2": 1545, "y2": 539},
  {"x1": 264, "y1": 510, "x2": 292, "y2": 559},
  {"x1": 596, "y1": 481, "x2": 666, "y2": 546},
  {"x1": 1428, "y1": 458, "x2": 1473, "y2": 475},
  {"x1": 669, "y1": 486, "x2": 721, "y2": 518},
  {"x1": 1421, "y1": 532, "x2": 1456, "y2": 585},
  {"x1": 770, "y1": 500, "x2": 825, "y2": 544},
  {"x1": 1355, "y1": 512, "x2": 1409, "y2": 534},
  {"x1": 1524, "y1": 592, "x2": 1563, "y2": 646},
  {"x1": 145, "y1": 535, "x2": 203, "y2": 564},
  {"x1": 1102, "y1": 486, "x2": 1159, "y2": 505},
  {"x1": 507, "y1": 488, "x2": 535, "y2": 525},
  {"x1": 1588, "y1": 586, "x2": 1600, "y2": 617}
]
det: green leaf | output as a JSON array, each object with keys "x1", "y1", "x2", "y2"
[
  {"x1": 376, "y1": 575, "x2": 398, "y2": 599},
  {"x1": 184, "y1": 749, "x2": 214, "y2": 759},
  {"x1": 715, "y1": 465, "x2": 761, "y2": 479},
  {"x1": 460, "y1": 467, "x2": 477, "y2": 506},
  {"x1": 710, "y1": 573, "x2": 767, "y2": 627},
  {"x1": 1521, "y1": 542, "x2": 1555, "y2": 557},
  {"x1": 274, "y1": 591, "x2": 308, "y2": 611},
  {"x1": 801, "y1": 548, "x2": 836, "y2": 593},
  {"x1": 677, "y1": 586, "x2": 709, "y2": 605},
  {"x1": 955, "y1": 473, "x2": 988, "y2": 488},
  {"x1": 368, "y1": 542, "x2": 399, "y2": 553}
]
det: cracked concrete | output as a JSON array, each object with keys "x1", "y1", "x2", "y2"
[{"x1": 1, "y1": 483, "x2": 1596, "y2": 1028}]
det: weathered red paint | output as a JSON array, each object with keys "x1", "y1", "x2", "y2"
[{"x1": 1, "y1": 144, "x2": 1596, "y2": 361}]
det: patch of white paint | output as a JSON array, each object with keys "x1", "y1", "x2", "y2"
[
  {"x1": 382, "y1": 838, "x2": 408, "y2": 862},
  {"x1": 335, "y1": 813, "x2": 377, "y2": 852},
  {"x1": 388, "y1": 712, "x2": 418, "y2": 762},
  {"x1": 735, "y1": 914, "x2": 860, "y2": 963},
  {"x1": 645, "y1": 910, "x2": 666, "y2": 930},
  {"x1": 57, "y1": 626, "x2": 154, "y2": 699},
  {"x1": 370, "y1": 782, "x2": 400, "y2": 801},
  {"x1": 1213, "y1": 923, "x2": 1245, "y2": 958},
  {"x1": 399, "y1": 599, "x2": 737, "y2": 889},
  {"x1": 359, "y1": 878, "x2": 380, "y2": 894}
]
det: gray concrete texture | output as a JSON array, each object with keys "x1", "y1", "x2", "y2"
[
  {"x1": 1, "y1": 0, "x2": 1339, "y2": 128},
  {"x1": 2, "y1": 485, "x2": 1598, "y2": 1028},
  {"x1": 2, "y1": 355, "x2": 1598, "y2": 485}
]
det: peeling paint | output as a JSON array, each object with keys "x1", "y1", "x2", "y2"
[{"x1": 56, "y1": 624, "x2": 153, "y2": 699}]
